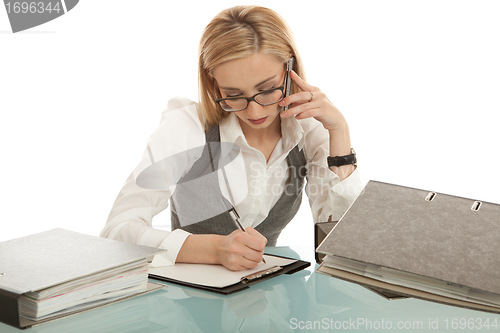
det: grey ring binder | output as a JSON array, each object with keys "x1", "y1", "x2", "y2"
[
  {"x1": 0, "y1": 229, "x2": 166, "y2": 329},
  {"x1": 317, "y1": 180, "x2": 500, "y2": 314}
]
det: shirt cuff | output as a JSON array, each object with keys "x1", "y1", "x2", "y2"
[
  {"x1": 317, "y1": 167, "x2": 364, "y2": 223},
  {"x1": 331, "y1": 167, "x2": 364, "y2": 203},
  {"x1": 150, "y1": 229, "x2": 192, "y2": 267}
]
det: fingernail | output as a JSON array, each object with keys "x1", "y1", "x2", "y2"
[
  {"x1": 279, "y1": 101, "x2": 285, "y2": 106},
  {"x1": 281, "y1": 111, "x2": 287, "y2": 117}
]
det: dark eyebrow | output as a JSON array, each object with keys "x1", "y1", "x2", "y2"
[{"x1": 219, "y1": 74, "x2": 278, "y2": 91}]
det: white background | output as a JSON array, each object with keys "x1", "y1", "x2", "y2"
[{"x1": 1, "y1": 1, "x2": 499, "y2": 246}]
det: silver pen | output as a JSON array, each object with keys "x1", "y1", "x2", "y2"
[
  {"x1": 226, "y1": 205, "x2": 266, "y2": 264},
  {"x1": 221, "y1": 167, "x2": 266, "y2": 264}
]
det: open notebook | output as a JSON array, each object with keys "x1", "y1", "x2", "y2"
[{"x1": 149, "y1": 254, "x2": 310, "y2": 294}]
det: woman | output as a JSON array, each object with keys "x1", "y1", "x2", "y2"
[{"x1": 100, "y1": 5, "x2": 363, "y2": 271}]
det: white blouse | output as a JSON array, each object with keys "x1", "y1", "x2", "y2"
[{"x1": 100, "y1": 97, "x2": 364, "y2": 266}]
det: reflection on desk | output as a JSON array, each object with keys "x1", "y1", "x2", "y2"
[{"x1": 2, "y1": 246, "x2": 499, "y2": 333}]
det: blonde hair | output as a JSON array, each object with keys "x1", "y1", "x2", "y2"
[{"x1": 198, "y1": 5, "x2": 305, "y2": 130}]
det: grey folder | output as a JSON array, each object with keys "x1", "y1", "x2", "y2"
[
  {"x1": 316, "y1": 180, "x2": 500, "y2": 314},
  {"x1": 0, "y1": 228, "x2": 165, "y2": 329}
]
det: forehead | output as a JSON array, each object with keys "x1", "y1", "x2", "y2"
[{"x1": 212, "y1": 53, "x2": 283, "y2": 88}]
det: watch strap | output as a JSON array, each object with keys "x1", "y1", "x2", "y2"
[{"x1": 327, "y1": 149, "x2": 357, "y2": 167}]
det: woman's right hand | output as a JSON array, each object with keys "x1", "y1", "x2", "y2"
[{"x1": 217, "y1": 227, "x2": 267, "y2": 271}]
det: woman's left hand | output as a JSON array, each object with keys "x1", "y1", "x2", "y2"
[
  {"x1": 279, "y1": 70, "x2": 355, "y2": 180},
  {"x1": 279, "y1": 70, "x2": 347, "y2": 133}
]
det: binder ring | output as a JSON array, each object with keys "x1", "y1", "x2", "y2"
[
  {"x1": 471, "y1": 201, "x2": 482, "y2": 211},
  {"x1": 425, "y1": 192, "x2": 436, "y2": 202}
]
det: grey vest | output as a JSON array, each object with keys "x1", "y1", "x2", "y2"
[{"x1": 170, "y1": 125, "x2": 306, "y2": 246}]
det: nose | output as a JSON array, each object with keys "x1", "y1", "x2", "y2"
[{"x1": 246, "y1": 100, "x2": 264, "y2": 118}]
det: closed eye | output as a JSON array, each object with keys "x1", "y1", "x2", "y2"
[{"x1": 259, "y1": 88, "x2": 276, "y2": 95}]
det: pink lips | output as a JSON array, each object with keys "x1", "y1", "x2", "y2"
[{"x1": 248, "y1": 117, "x2": 268, "y2": 125}]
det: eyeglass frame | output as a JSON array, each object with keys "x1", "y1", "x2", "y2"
[{"x1": 213, "y1": 67, "x2": 290, "y2": 112}]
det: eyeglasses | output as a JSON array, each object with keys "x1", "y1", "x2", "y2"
[{"x1": 214, "y1": 70, "x2": 289, "y2": 112}]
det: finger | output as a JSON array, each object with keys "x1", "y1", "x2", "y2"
[
  {"x1": 230, "y1": 229, "x2": 265, "y2": 256},
  {"x1": 225, "y1": 258, "x2": 257, "y2": 271},
  {"x1": 226, "y1": 245, "x2": 262, "y2": 269},
  {"x1": 233, "y1": 255, "x2": 261, "y2": 270},
  {"x1": 242, "y1": 249, "x2": 264, "y2": 265},
  {"x1": 278, "y1": 70, "x2": 317, "y2": 108},
  {"x1": 287, "y1": 98, "x2": 321, "y2": 114},
  {"x1": 281, "y1": 99, "x2": 322, "y2": 119},
  {"x1": 289, "y1": 70, "x2": 318, "y2": 93},
  {"x1": 279, "y1": 91, "x2": 317, "y2": 108},
  {"x1": 242, "y1": 255, "x2": 262, "y2": 269},
  {"x1": 223, "y1": 241, "x2": 262, "y2": 270},
  {"x1": 245, "y1": 227, "x2": 268, "y2": 248},
  {"x1": 294, "y1": 106, "x2": 322, "y2": 120}
]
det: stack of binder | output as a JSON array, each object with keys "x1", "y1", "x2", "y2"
[
  {"x1": 316, "y1": 180, "x2": 500, "y2": 314},
  {"x1": 0, "y1": 228, "x2": 165, "y2": 329}
]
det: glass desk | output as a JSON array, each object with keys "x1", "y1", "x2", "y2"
[{"x1": 2, "y1": 246, "x2": 499, "y2": 332}]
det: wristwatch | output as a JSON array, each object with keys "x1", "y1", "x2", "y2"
[{"x1": 327, "y1": 148, "x2": 357, "y2": 167}]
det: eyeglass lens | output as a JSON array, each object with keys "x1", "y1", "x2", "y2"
[{"x1": 219, "y1": 89, "x2": 284, "y2": 112}]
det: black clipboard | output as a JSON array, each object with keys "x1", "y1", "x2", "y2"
[{"x1": 149, "y1": 253, "x2": 310, "y2": 295}]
